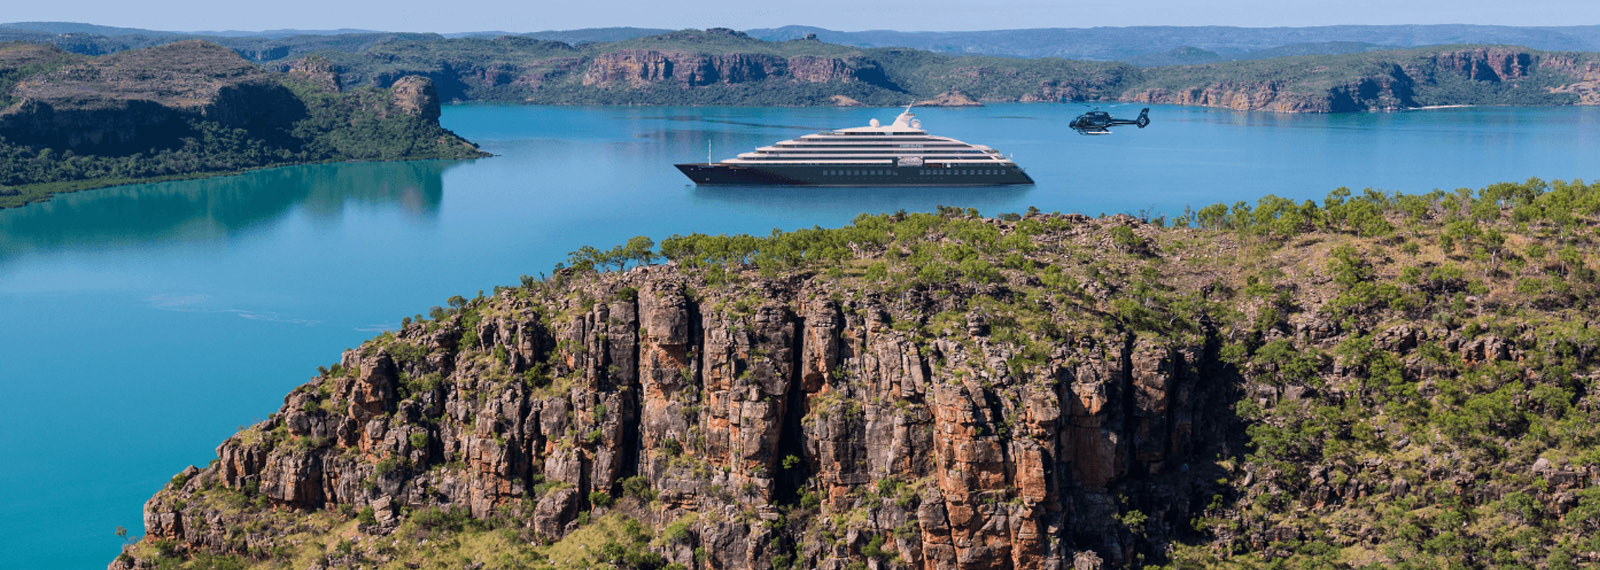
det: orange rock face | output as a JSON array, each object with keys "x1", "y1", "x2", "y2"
[
  {"x1": 580, "y1": 50, "x2": 865, "y2": 88},
  {"x1": 131, "y1": 263, "x2": 1235, "y2": 569}
]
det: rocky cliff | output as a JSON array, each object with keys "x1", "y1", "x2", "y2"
[
  {"x1": 112, "y1": 184, "x2": 1600, "y2": 569},
  {"x1": 0, "y1": 40, "x2": 485, "y2": 208},
  {"x1": 1128, "y1": 46, "x2": 1594, "y2": 112},
  {"x1": 11, "y1": 30, "x2": 1600, "y2": 112},
  {"x1": 579, "y1": 50, "x2": 875, "y2": 88},
  {"x1": 0, "y1": 41, "x2": 293, "y2": 153},
  {"x1": 237, "y1": 31, "x2": 1600, "y2": 112},
  {"x1": 121, "y1": 248, "x2": 1232, "y2": 570}
]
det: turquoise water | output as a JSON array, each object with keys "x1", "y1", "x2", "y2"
[{"x1": 2, "y1": 103, "x2": 1599, "y2": 568}]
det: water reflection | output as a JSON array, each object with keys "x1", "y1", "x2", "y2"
[
  {"x1": 0, "y1": 159, "x2": 471, "y2": 258},
  {"x1": 690, "y1": 184, "x2": 1035, "y2": 216}
]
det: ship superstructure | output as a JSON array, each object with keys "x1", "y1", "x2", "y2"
[{"x1": 676, "y1": 107, "x2": 1033, "y2": 186}]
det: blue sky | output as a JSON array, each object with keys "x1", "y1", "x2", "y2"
[{"x1": 8, "y1": 0, "x2": 1600, "y2": 33}]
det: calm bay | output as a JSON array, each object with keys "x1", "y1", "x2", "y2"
[{"x1": 2, "y1": 103, "x2": 1598, "y2": 568}]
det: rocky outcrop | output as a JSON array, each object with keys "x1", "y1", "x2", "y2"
[
  {"x1": 0, "y1": 40, "x2": 485, "y2": 209},
  {"x1": 112, "y1": 201, "x2": 1600, "y2": 568},
  {"x1": 1121, "y1": 46, "x2": 1600, "y2": 112},
  {"x1": 286, "y1": 55, "x2": 341, "y2": 92},
  {"x1": 123, "y1": 251, "x2": 1235, "y2": 569},
  {"x1": 580, "y1": 49, "x2": 874, "y2": 88},
  {"x1": 388, "y1": 75, "x2": 441, "y2": 121},
  {"x1": 0, "y1": 40, "x2": 298, "y2": 153},
  {"x1": 1123, "y1": 70, "x2": 1418, "y2": 113},
  {"x1": 1421, "y1": 47, "x2": 1534, "y2": 82},
  {"x1": 916, "y1": 91, "x2": 983, "y2": 107},
  {"x1": 1122, "y1": 83, "x2": 1334, "y2": 112},
  {"x1": 829, "y1": 94, "x2": 865, "y2": 107}
]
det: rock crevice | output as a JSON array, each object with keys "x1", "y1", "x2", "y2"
[{"x1": 128, "y1": 265, "x2": 1233, "y2": 569}]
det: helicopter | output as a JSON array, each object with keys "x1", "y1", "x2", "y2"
[{"x1": 1069, "y1": 107, "x2": 1150, "y2": 135}]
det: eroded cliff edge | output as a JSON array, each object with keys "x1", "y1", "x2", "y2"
[
  {"x1": 0, "y1": 41, "x2": 485, "y2": 208},
  {"x1": 114, "y1": 188, "x2": 1600, "y2": 569}
]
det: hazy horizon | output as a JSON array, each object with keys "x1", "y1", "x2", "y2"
[
  {"x1": 5, "y1": 0, "x2": 1600, "y2": 36},
  {"x1": 15, "y1": 21, "x2": 1600, "y2": 37}
]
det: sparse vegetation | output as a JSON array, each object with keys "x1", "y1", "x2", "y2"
[{"x1": 119, "y1": 177, "x2": 1600, "y2": 569}]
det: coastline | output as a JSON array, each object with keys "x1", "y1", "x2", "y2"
[{"x1": 0, "y1": 153, "x2": 490, "y2": 211}]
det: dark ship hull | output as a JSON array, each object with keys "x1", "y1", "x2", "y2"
[{"x1": 675, "y1": 163, "x2": 1034, "y2": 186}]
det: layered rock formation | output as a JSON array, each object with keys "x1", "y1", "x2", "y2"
[
  {"x1": 12, "y1": 29, "x2": 1600, "y2": 112},
  {"x1": 915, "y1": 91, "x2": 983, "y2": 107},
  {"x1": 112, "y1": 183, "x2": 1600, "y2": 569},
  {"x1": 0, "y1": 41, "x2": 292, "y2": 153},
  {"x1": 113, "y1": 212, "x2": 1261, "y2": 569},
  {"x1": 1128, "y1": 46, "x2": 1593, "y2": 112},
  {"x1": 124, "y1": 266, "x2": 1230, "y2": 569},
  {"x1": 0, "y1": 40, "x2": 485, "y2": 208}
]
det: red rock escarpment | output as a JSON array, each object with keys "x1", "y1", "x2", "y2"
[
  {"x1": 131, "y1": 265, "x2": 1234, "y2": 569},
  {"x1": 580, "y1": 50, "x2": 874, "y2": 87}
]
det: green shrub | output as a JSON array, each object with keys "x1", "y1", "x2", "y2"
[
  {"x1": 356, "y1": 506, "x2": 377, "y2": 526},
  {"x1": 621, "y1": 476, "x2": 655, "y2": 501}
]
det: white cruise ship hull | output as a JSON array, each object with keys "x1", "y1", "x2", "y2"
[{"x1": 675, "y1": 163, "x2": 1034, "y2": 186}]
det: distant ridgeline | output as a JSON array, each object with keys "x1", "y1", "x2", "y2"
[
  {"x1": 0, "y1": 40, "x2": 485, "y2": 208},
  {"x1": 5, "y1": 25, "x2": 1600, "y2": 115}
]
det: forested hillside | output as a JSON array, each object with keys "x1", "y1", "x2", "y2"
[{"x1": 0, "y1": 41, "x2": 484, "y2": 208}]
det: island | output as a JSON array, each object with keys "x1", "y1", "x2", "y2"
[
  {"x1": 112, "y1": 179, "x2": 1600, "y2": 569},
  {"x1": 0, "y1": 40, "x2": 485, "y2": 208}
]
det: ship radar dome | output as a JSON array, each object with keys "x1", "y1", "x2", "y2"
[{"x1": 869, "y1": 118, "x2": 880, "y2": 127}]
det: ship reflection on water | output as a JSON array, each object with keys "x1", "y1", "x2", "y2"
[{"x1": 689, "y1": 183, "x2": 1035, "y2": 216}]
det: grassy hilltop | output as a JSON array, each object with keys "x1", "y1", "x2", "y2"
[{"x1": 115, "y1": 178, "x2": 1600, "y2": 569}]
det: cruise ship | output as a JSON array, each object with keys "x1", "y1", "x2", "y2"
[{"x1": 675, "y1": 107, "x2": 1033, "y2": 186}]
